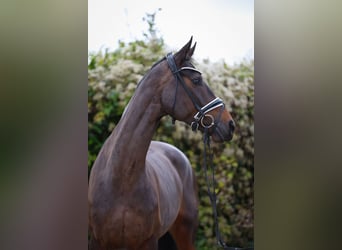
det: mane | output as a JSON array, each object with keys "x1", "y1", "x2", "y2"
[
  {"x1": 135, "y1": 55, "x2": 196, "y2": 89},
  {"x1": 121, "y1": 56, "x2": 166, "y2": 117},
  {"x1": 136, "y1": 56, "x2": 166, "y2": 88},
  {"x1": 151, "y1": 56, "x2": 166, "y2": 69}
]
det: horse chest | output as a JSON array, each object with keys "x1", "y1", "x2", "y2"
[
  {"x1": 108, "y1": 171, "x2": 182, "y2": 242},
  {"x1": 91, "y1": 184, "x2": 159, "y2": 248}
]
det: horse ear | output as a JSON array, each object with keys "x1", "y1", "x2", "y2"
[
  {"x1": 186, "y1": 42, "x2": 197, "y2": 60},
  {"x1": 174, "y1": 36, "x2": 193, "y2": 66}
]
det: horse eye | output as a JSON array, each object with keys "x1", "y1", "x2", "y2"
[{"x1": 192, "y1": 77, "x2": 202, "y2": 85}]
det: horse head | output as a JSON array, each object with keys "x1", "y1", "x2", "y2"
[{"x1": 158, "y1": 37, "x2": 235, "y2": 142}]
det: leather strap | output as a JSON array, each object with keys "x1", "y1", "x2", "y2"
[{"x1": 166, "y1": 53, "x2": 224, "y2": 131}]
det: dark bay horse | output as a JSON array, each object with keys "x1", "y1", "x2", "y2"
[{"x1": 88, "y1": 37, "x2": 235, "y2": 250}]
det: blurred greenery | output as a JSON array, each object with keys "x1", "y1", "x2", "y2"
[{"x1": 88, "y1": 12, "x2": 254, "y2": 249}]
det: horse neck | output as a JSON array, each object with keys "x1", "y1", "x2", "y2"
[{"x1": 107, "y1": 76, "x2": 163, "y2": 184}]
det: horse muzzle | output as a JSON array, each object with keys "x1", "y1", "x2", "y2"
[{"x1": 211, "y1": 119, "x2": 235, "y2": 142}]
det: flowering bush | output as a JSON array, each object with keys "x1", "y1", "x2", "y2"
[{"x1": 88, "y1": 34, "x2": 254, "y2": 249}]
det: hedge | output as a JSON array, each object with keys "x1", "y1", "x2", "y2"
[{"x1": 88, "y1": 33, "x2": 254, "y2": 249}]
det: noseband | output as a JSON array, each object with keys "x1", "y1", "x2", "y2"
[{"x1": 166, "y1": 53, "x2": 225, "y2": 132}]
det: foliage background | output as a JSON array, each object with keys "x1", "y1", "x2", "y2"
[{"x1": 88, "y1": 14, "x2": 254, "y2": 249}]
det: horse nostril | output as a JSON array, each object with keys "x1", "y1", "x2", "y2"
[{"x1": 229, "y1": 120, "x2": 235, "y2": 133}]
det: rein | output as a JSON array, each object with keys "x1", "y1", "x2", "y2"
[{"x1": 203, "y1": 130, "x2": 253, "y2": 250}]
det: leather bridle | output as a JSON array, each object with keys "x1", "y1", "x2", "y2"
[
  {"x1": 166, "y1": 52, "x2": 253, "y2": 250},
  {"x1": 166, "y1": 53, "x2": 225, "y2": 132}
]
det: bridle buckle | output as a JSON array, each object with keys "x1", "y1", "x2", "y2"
[{"x1": 191, "y1": 121, "x2": 199, "y2": 131}]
